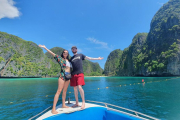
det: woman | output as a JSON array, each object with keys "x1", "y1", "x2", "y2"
[{"x1": 39, "y1": 45, "x2": 72, "y2": 114}]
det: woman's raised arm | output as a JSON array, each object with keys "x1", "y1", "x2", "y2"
[{"x1": 39, "y1": 44, "x2": 55, "y2": 57}]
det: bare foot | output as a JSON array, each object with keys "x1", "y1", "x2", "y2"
[
  {"x1": 62, "y1": 105, "x2": 69, "y2": 108},
  {"x1": 51, "y1": 109, "x2": 58, "y2": 114},
  {"x1": 81, "y1": 103, "x2": 85, "y2": 109},
  {"x1": 72, "y1": 104, "x2": 80, "y2": 108}
]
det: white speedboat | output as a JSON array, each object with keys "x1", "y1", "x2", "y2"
[{"x1": 29, "y1": 99, "x2": 159, "y2": 120}]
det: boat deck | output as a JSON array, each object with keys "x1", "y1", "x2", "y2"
[
  {"x1": 34, "y1": 100, "x2": 159, "y2": 120},
  {"x1": 36, "y1": 101, "x2": 103, "y2": 120}
]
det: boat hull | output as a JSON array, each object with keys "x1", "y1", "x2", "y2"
[{"x1": 44, "y1": 107, "x2": 142, "y2": 120}]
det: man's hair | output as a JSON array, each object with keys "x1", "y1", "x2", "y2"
[{"x1": 71, "y1": 46, "x2": 77, "y2": 49}]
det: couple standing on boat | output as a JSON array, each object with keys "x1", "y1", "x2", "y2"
[{"x1": 39, "y1": 45, "x2": 103, "y2": 114}]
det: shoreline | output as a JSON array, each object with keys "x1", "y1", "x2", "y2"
[
  {"x1": 85, "y1": 76, "x2": 108, "y2": 77},
  {"x1": 0, "y1": 76, "x2": 42, "y2": 78},
  {"x1": 0, "y1": 76, "x2": 108, "y2": 79},
  {"x1": 1, "y1": 75, "x2": 180, "y2": 79}
]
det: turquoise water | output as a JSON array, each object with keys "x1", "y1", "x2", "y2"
[{"x1": 0, "y1": 77, "x2": 180, "y2": 120}]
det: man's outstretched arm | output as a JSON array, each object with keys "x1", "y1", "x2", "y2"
[{"x1": 85, "y1": 56, "x2": 104, "y2": 60}]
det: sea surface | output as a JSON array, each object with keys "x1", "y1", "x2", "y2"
[{"x1": 0, "y1": 77, "x2": 180, "y2": 120}]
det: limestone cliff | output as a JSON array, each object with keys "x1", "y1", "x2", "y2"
[
  {"x1": 0, "y1": 32, "x2": 103, "y2": 77},
  {"x1": 104, "y1": 49, "x2": 123, "y2": 76},
  {"x1": 105, "y1": 0, "x2": 180, "y2": 76}
]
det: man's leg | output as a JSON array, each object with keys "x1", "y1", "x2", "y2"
[
  {"x1": 78, "y1": 85, "x2": 85, "y2": 109},
  {"x1": 73, "y1": 86, "x2": 80, "y2": 107},
  {"x1": 71, "y1": 74, "x2": 79, "y2": 107}
]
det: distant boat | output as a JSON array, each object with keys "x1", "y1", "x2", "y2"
[{"x1": 30, "y1": 100, "x2": 159, "y2": 120}]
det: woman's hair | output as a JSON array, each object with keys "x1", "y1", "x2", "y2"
[{"x1": 61, "y1": 50, "x2": 70, "y2": 61}]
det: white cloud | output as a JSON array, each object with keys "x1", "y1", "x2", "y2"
[
  {"x1": 86, "y1": 37, "x2": 113, "y2": 51},
  {"x1": 0, "y1": 0, "x2": 20, "y2": 19},
  {"x1": 157, "y1": 2, "x2": 164, "y2": 6},
  {"x1": 77, "y1": 48, "x2": 83, "y2": 53}
]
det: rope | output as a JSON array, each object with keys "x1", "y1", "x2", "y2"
[
  {"x1": 66, "y1": 77, "x2": 180, "y2": 92},
  {"x1": 27, "y1": 77, "x2": 179, "y2": 119},
  {"x1": 9, "y1": 77, "x2": 180, "y2": 105}
]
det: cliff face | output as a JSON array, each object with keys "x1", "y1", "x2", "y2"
[
  {"x1": 117, "y1": 33, "x2": 148, "y2": 76},
  {"x1": 0, "y1": 31, "x2": 50, "y2": 77},
  {"x1": 105, "y1": 0, "x2": 180, "y2": 76},
  {"x1": 0, "y1": 32, "x2": 103, "y2": 77},
  {"x1": 104, "y1": 49, "x2": 123, "y2": 76},
  {"x1": 83, "y1": 60, "x2": 103, "y2": 76},
  {"x1": 144, "y1": 0, "x2": 180, "y2": 75}
]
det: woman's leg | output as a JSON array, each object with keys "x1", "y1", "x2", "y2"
[
  {"x1": 52, "y1": 77, "x2": 65, "y2": 114},
  {"x1": 62, "y1": 80, "x2": 70, "y2": 108}
]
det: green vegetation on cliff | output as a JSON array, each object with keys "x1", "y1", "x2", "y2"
[
  {"x1": 105, "y1": 0, "x2": 180, "y2": 76},
  {"x1": 0, "y1": 32, "x2": 103, "y2": 77},
  {"x1": 83, "y1": 60, "x2": 103, "y2": 76},
  {"x1": 141, "y1": 0, "x2": 180, "y2": 75},
  {"x1": 104, "y1": 49, "x2": 123, "y2": 76},
  {"x1": 117, "y1": 33, "x2": 148, "y2": 76}
]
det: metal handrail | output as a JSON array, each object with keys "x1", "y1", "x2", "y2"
[
  {"x1": 29, "y1": 100, "x2": 159, "y2": 120},
  {"x1": 28, "y1": 106, "x2": 52, "y2": 120},
  {"x1": 86, "y1": 100, "x2": 159, "y2": 120}
]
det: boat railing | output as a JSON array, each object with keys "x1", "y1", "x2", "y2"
[
  {"x1": 29, "y1": 99, "x2": 159, "y2": 120},
  {"x1": 86, "y1": 100, "x2": 159, "y2": 120},
  {"x1": 28, "y1": 106, "x2": 52, "y2": 120}
]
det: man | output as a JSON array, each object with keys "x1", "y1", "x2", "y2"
[{"x1": 70, "y1": 46, "x2": 103, "y2": 109}]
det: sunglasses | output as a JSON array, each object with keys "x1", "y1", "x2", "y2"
[{"x1": 63, "y1": 52, "x2": 68, "y2": 54}]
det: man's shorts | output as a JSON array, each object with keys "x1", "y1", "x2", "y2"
[{"x1": 70, "y1": 73, "x2": 85, "y2": 86}]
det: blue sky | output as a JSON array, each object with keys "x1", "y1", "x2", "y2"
[{"x1": 0, "y1": 0, "x2": 169, "y2": 69}]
